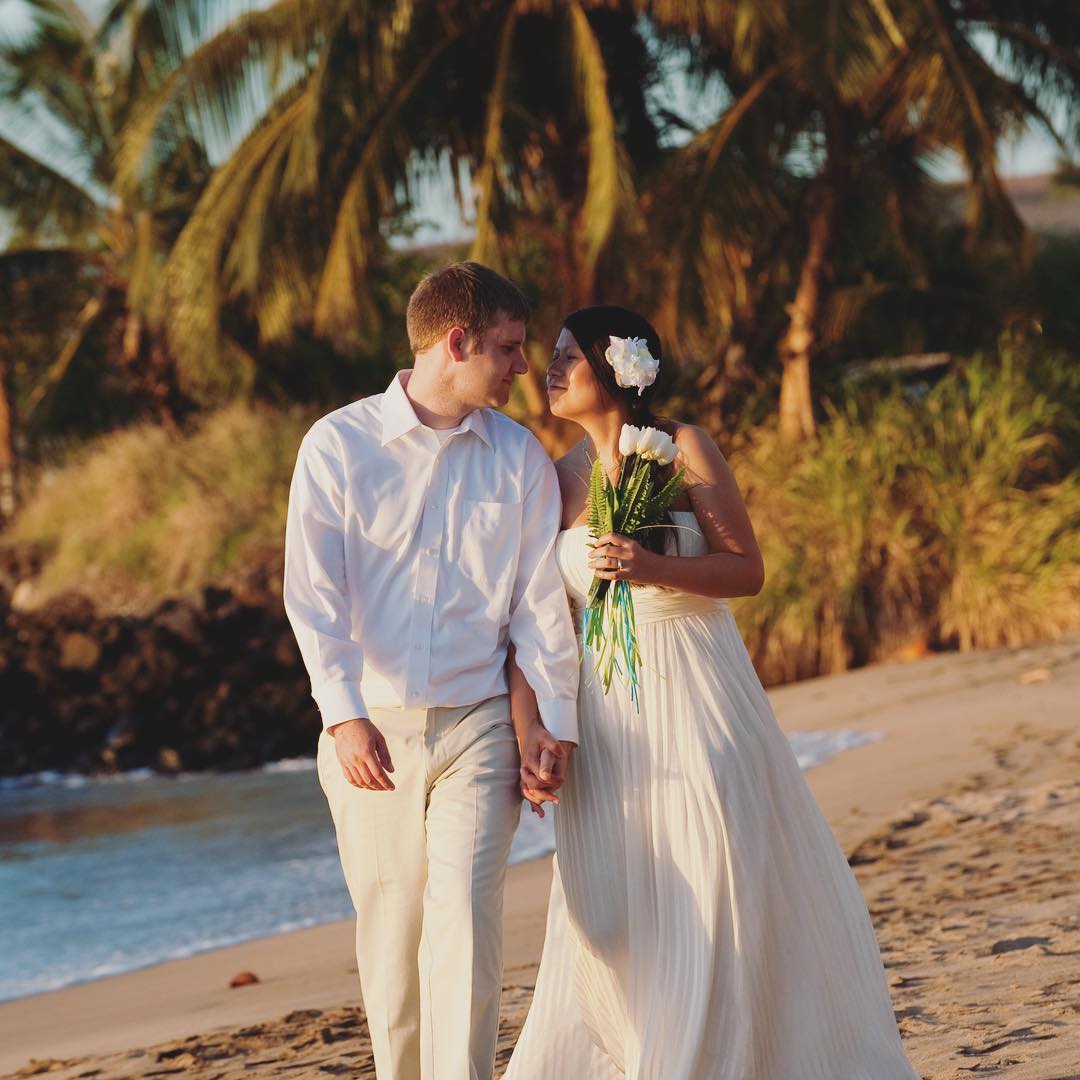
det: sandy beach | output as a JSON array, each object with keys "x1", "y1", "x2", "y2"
[{"x1": 3, "y1": 635, "x2": 1078, "y2": 1080}]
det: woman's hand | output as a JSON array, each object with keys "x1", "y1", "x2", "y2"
[
  {"x1": 521, "y1": 761, "x2": 560, "y2": 818},
  {"x1": 588, "y1": 532, "x2": 660, "y2": 584},
  {"x1": 517, "y1": 719, "x2": 574, "y2": 817}
]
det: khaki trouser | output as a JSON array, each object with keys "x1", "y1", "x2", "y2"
[{"x1": 317, "y1": 694, "x2": 521, "y2": 1080}]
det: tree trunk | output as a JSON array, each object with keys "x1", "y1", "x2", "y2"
[
  {"x1": 777, "y1": 175, "x2": 840, "y2": 443},
  {"x1": 697, "y1": 337, "x2": 757, "y2": 420},
  {"x1": 0, "y1": 353, "x2": 16, "y2": 525}
]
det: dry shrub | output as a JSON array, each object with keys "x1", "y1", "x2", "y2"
[
  {"x1": 730, "y1": 349, "x2": 1080, "y2": 685},
  {"x1": 7, "y1": 403, "x2": 314, "y2": 611}
]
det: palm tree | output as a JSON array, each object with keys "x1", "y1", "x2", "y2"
[
  {"x1": 648, "y1": 0, "x2": 1080, "y2": 441},
  {"x1": 0, "y1": 0, "x2": 213, "y2": 519},
  {"x1": 467, "y1": 6, "x2": 672, "y2": 441},
  {"x1": 112, "y1": 1, "x2": 680, "y2": 445}
]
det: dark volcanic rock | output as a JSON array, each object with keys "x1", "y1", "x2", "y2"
[
  {"x1": 0, "y1": 581, "x2": 318, "y2": 779},
  {"x1": 58, "y1": 631, "x2": 101, "y2": 671}
]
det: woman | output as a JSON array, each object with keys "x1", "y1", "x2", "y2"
[{"x1": 504, "y1": 306, "x2": 918, "y2": 1079}]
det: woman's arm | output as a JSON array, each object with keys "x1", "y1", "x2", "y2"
[
  {"x1": 588, "y1": 424, "x2": 765, "y2": 600},
  {"x1": 507, "y1": 641, "x2": 541, "y2": 742}
]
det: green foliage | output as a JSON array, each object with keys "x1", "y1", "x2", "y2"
[
  {"x1": 4, "y1": 347, "x2": 1077, "y2": 689},
  {"x1": 644, "y1": 467, "x2": 688, "y2": 524},
  {"x1": 587, "y1": 457, "x2": 613, "y2": 538},
  {"x1": 903, "y1": 352, "x2": 1080, "y2": 653},
  {"x1": 613, "y1": 460, "x2": 654, "y2": 538},
  {"x1": 729, "y1": 346, "x2": 1080, "y2": 685}
]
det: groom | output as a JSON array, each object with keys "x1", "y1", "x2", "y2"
[{"x1": 283, "y1": 262, "x2": 579, "y2": 1079}]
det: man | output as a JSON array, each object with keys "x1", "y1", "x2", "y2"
[{"x1": 283, "y1": 262, "x2": 579, "y2": 1080}]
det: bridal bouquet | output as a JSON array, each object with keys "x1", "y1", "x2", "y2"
[{"x1": 583, "y1": 424, "x2": 686, "y2": 707}]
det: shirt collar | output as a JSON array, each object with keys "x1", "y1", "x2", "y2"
[{"x1": 380, "y1": 369, "x2": 493, "y2": 449}]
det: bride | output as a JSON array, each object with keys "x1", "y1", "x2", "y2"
[{"x1": 504, "y1": 306, "x2": 919, "y2": 1079}]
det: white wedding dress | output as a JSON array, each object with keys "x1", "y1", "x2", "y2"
[{"x1": 504, "y1": 511, "x2": 918, "y2": 1080}]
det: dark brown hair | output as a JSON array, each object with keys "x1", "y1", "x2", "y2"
[
  {"x1": 562, "y1": 305, "x2": 678, "y2": 556},
  {"x1": 406, "y1": 261, "x2": 530, "y2": 353}
]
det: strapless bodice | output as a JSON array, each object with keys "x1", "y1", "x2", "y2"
[{"x1": 554, "y1": 510, "x2": 728, "y2": 624}]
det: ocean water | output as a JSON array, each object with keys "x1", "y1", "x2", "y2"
[{"x1": 0, "y1": 728, "x2": 878, "y2": 1002}]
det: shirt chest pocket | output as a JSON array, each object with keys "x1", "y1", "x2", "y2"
[{"x1": 457, "y1": 498, "x2": 523, "y2": 614}]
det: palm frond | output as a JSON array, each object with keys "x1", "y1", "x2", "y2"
[
  {"x1": 252, "y1": 250, "x2": 313, "y2": 344},
  {"x1": 0, "y1": 130, "x2": 104, "y2": 242},
  {"x1": 155, "y1": 86, "x2": 310, "y2": 401},
  {"x1": 25, "y1": 291, "x2": 105, "y2": 418},
  {"x1": 866, "y1": 0, "x2": 908, "y2": 51},
  {"x1": 470, "y1": 4, "x2": 520, "y2": 266},
  {"x1": 114, "y1": 0, "x2": 321, "y2": 199},
  {"x1": 918, "y1": 0, "x2": 1028, "y2": 257},
  {"x1": 314, "y1": 25, "x2": 464, "y2": 341},
  {"x1": 567, "y1": 1, "x2": 618, "y2": 277}
]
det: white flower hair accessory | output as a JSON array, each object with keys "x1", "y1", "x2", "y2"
[{"x1": 604, "y1": 335, "x2": 659, "y2": 396}]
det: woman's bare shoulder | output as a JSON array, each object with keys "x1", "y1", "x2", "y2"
[
  {"x1": 668, "y1": 421, "x2": 732, "y2": 489},
  {"x1": 671, "y1": 420, "x2": 722, "y2": 454}
]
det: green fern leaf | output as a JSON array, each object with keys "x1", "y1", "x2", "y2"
[
  {"x1": 614, "y1": 461, "x2": 652, "y2": 536},
  {"x1": 643, "y1": 467, "x2": 687, "y2": 522},
  {"x1": 587, "y1": 457, "x2": 613, "y2": 537}
]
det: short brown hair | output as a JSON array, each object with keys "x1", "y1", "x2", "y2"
[{"x1": 406, "y1": 261, "x2": 530, "y2": 353}]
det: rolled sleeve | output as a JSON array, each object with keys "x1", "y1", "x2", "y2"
[
  {"x1": 508, "y1": 438, "x2": 581, "y2": 744},
  {"x1": 283, "y1": 424, "x2": 368, "y2": 733}
]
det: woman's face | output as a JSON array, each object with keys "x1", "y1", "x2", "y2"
[{"x1": 546, "y1": 328, "x2": 609, "y2": 420}]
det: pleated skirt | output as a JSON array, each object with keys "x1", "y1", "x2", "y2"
[{"x1": 503, "y1": 604, "x2": 920, "y2": 1080}]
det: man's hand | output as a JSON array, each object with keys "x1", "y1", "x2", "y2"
[
  {"x1": 329, "y1": 717, "x2": 395, "y2": 791},
  {"x1": 517, "y1": 721, "x2": 574, "y2": 817}
]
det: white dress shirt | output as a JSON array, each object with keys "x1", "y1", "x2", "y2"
[{"x1": 284, "y1": 370, "x2": 581, "y2": 742}]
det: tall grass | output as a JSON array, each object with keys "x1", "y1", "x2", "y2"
[
  {"x1": 5, "y1": 349, "x2": 1078, "y2": 681},
  {"x1": 6, "y1": 403, "x2": 315, "y2": 611},
  {"x1": 730, "y1": 348, "x2": 1080, "y2": 683}
]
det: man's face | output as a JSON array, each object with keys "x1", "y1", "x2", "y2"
[{"x1": 458, "y1": 313, "x2": 529, "y2": 408}]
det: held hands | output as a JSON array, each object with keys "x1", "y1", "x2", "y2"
[
  {"x1": 517, "y1": 720, "x2": 574, "y2": 819},
  {"x1": 330, "y1": 717, "x2": 395, "y2": 790},
  {"x1": 588, "y1": 532, "x2": 657, "y2": 583}
]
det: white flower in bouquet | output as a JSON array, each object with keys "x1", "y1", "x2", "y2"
[
  {"x1": 619, "y1": 424, "x2": 643, "y2": 456},
  {"x1": 605, "y1": 336, "x2": 659, "y2": 396},
  {"x1": 619, "y1": 424, "x2": 678, "y2": 465}
]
